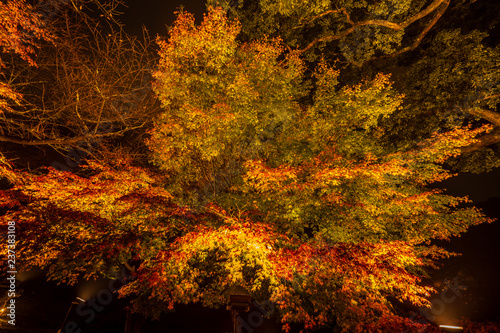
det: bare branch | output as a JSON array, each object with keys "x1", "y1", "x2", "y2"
[{"x1": 0, "y1": 132, "x2": 120, "y2": 146}]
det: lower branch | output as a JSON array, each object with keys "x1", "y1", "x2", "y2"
[{"x1": 462, "y1": 107, "x2": 500, "y2": 153}]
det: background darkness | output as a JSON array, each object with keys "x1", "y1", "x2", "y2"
[
  {"x1": 121, "y1": 0, "x2": 207, "y2": 36},
  {"x1": 2, "y1": 0, "x2": 500, "y2": 332}
]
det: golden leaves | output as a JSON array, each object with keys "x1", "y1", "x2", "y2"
[
  {"x1": 0, "y1": 0, "x2": 53, "y2": 67},
  {"x1": 149, "y1": 7, "x2": 304, "y2": 199},
  {"x1": 243, "y1": 159, "x2": 298, "y2": 192}
]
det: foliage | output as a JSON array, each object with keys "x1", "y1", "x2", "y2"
[
  {"x1": 0, "y1": 0, "x2": 52, "y2": 67},
  {"x1": 0, "y1": 0, "x2": 52, "y2": 117},
  {"x1": 213, "y1": 0, "x2": 500, "y2": 173},
  {"x1": 1, "y1": 159, "x2": 178, "y2": 284},
  {"x1": 391, "y1": 28, "x2": 500, "y2": 172},
  {"x1": 209, "y1": 0, "x2": 444, "y2": 64},
  {"x1": 148, "y1": 8, "x2": 304, "y2": 206}
]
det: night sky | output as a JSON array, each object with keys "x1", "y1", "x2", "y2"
[
  {"x1": 121, "y1": 0, "x2": 207, "y2": 36},
  {"x1": 431, "y1": 170, "x2": 500, "y2": 325}
]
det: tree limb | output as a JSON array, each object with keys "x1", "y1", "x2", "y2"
[
  {"x1": 483, "y1": 94, "x2": 500, "y2": 100},
  {"x1": 461, "y1": 107, "x2": 500, "y2": 153},
  {"x1": 401, "y1": 0, "x2": 448, "y2": 27},
  {"x1": 0, "y1": 131, "x2": 120, "y2": 146},
  {"x1": 123, "y1": 261, "x2": 136, "y2": 274},
  {"x1": 373, "y1": 0, "x2": 449, "y2": 61},
  {"x1": 297, "y1": 0, "x2": 449, "y2": 56}
]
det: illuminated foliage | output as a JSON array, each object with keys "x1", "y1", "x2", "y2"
[
  {"x1": 139, "y1": 8, "x2": 491, "y2": 331},
  {"x1": 147, "y1": 8, "x2": 304, "y2": 206},
  {"x1": 0, "y1": 0, "x2": 52, "y2": 67},
  {"x1": 1, "y1": 159, "x2": 179, "y2": 284},
  {"x1": 214, "y1": 0, "x2": 500, "y2": 173},
  {"x1": 0, "y1": 0, "x2": 51, "y2": 117},
  {"x1": 209, "y1": 0, "x2": 447, "y2": 64},
  {"x1": 393, "y1": 28, "x2": 500, "y2": 172}
]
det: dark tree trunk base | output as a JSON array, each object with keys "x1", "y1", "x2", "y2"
[{"x1": 124, "y1": 311, "x2": 146, "y2": 333}]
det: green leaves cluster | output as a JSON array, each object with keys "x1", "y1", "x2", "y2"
[{"x1": 148, "y1": 8, "x2": 304, "y2": 206}]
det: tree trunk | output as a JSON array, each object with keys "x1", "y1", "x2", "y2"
[{"x1": 124, "y1": 311, "x2": 146, "y2": 333}]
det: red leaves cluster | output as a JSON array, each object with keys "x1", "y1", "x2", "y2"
[
  {"x1": 0, "y1": 0, "x2": 53, "y2": 115},
  {"x1": 0, "y1": 0, "x2": 53, "y2": 67}
]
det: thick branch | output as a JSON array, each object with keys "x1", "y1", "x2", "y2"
[
  {"x1": 0, "y1": 131, "x2": 120, "y2": 146},
  {"x1": 469, "y1": 107, "x2": 500, "y2": 125},
  {"x1": 374, "y1": 0, "x2": 449, "y2": 61},
  {"x1": 297, "y1": 0, "x2": 449, "y2": 56},
  {"x1": 300, "y1": 26, "x2": 358, "y2": 54},
  {"x1": 461, "y1": 128, "x2": 500, "y2": 153},
  {"x1": 401, "y1": 0, "x2": 448, "y2": 26},
  {"x1": 483, "y1": 94, "x2": 500, "y2": 100},
  {"x1": 123, "y1": 261, "x2": 136, "y2": 274},
  {"x1": 461, "y1": 107, "x2": 500, "y2": 153}
]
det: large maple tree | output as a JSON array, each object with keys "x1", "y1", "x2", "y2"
[{"x1": 0, "y1": 4, "x2": 497, "y2": 333}]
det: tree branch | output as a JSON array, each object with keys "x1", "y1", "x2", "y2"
[
  {"x1": 461, "y1": 127, "x2": 500, "y2": 153},
  {"x1": 0, "y1": 131, "x2": 120, "y2": 146},
  {"x1": 483, "y1": 94, "x2": 500, "y2": 100},
  {"x1": 373, "y1": 0, "x2": 449, "y2": 61},
  {"x1": 300, "y1": 25, "x2": 358, "y2": 54},
  {"x1": 401, "y1": 0, "x2": 448, "y2": 27},
  {"x1": 297, "y1": 0, "x2": 449, "y2": 57},
  {"x1": 468, "y1": 107, "x2": 500, "y2": 125},
  {"x1": 461, "y1": 107, "x2": 500, "y2": 153},
  {"x1": 123, "y1": 261, "x2": 136, "y2": 274}
]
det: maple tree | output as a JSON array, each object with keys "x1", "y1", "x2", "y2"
[
  {"x1": 1, "y1": 7, "x2": 496, "y2": 333},
  {"x1": 209, "y1": 0, "x2": 451, "y2": 63}
]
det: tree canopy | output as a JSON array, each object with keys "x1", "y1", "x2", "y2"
[{"x1": 1, "y1": 1, "x2": 499, "y2": 332}]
